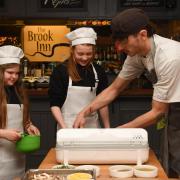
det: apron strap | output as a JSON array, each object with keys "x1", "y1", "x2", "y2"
[
  {"x1": 91, "y1": 64, "x2": 99, "y2": 89},
  {"x1": 68, "y1": 64, "x2": 99, "y2": 89},
  {"x1": 69, "y1": 77, "x2": 73, "y2": 87}
]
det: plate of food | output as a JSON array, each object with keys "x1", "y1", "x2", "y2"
[
  {"x1": 52, "y1": 164, "x2": 76, "y2": 169},
  {"x1": 67, "y1": 172, "x2": 93, "y2": 180},
  {"x1": 23, "y1": 169, "x2": 96, "y2": 180}
]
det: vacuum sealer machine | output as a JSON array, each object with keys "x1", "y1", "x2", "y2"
[{"x1": 56, "y1": 128, "x2": 149, "y2": 164}]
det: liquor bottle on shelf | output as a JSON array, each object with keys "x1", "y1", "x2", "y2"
[
  {"x1": 95, "y1": 47, "x2": 103, "y2": 66},
  {"x1": 106, "y1": 46, "x2": 111, "y2": 62},
  {"x1": 102, "y1": 47, "x2": 107, "y2": 62},
  {"x1": 22, "y1": 58, "x2": 29, "y2": 77},
  {"x1": 41, "y1": 64, "x2": 45, "y2": 77},
  {"x1": 113, "y1": 49, "x2": 118, "y2": 62}
]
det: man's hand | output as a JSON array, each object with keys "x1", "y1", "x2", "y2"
[{"x1": 73, "y1": 112, "x2": 86, "y2": 128}]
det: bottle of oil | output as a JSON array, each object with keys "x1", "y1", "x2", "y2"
[{"x1": 23, "y1": 58, "x2": 28, "y2": 77}]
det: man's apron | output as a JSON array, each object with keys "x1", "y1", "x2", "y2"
[
  {"x1": 160, "y1": 103, "x2": 180, "y2": 176},
  {"x1": 144, "y1": 58, "x2": 171, "y2": 175},
  {"x1": 168, "y1": 103, "x2": 180, "y2": 176},
  {"x1": 144, "y1": 38, "x2": 180, "y2": 176},
  {"x1": 144, "y1": 66, "x2": 170, "y2": 175},
  {"x1": 0, "y1": 104, "x2": 25, "y2": 180},
  {"x1": 60, "y1": 65, "x2": 99, "y2": 128}
]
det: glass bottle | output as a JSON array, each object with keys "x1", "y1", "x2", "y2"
[{"x1": 23, "y1": 59, "x2": 28, "y2": 77}]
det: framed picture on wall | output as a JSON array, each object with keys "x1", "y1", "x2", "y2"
[
  {"x1": 0, "y1": 0, "x2": 7, "y2": 13},
  {"x1": 118, "y1": 0, "x2": 177, "y2": 10},
  {"x1": 38, "y1": 0, "x2": 87, "y2": 12},
  {"x1": 0, "y1": 0, "x2": 5, "y2": 10}
]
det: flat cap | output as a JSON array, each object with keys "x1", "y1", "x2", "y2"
[
  {"x1": 0, "y1": 45, "x2": 24, "y2": 65},
  {"x1": 111, "y1": 8, "x2": 150, "y2": 40}
]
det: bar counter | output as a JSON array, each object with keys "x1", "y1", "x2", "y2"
[
  {"x1": 26, "y1": 88, "x2": 153, "y2": 97},
  {"x1": 39, "y1": 148, "x2": 168, "y2": 180}
]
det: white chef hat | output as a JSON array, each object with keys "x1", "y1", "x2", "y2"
[
  {"x1": 66, "y1": 27, "x2": 97, "y2": 46},
  {"x1": 0, "y1": 45, "x2": 24, "y2": 65}
]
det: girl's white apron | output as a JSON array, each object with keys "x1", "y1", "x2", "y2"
[
  {"x1": 0, "y1": 104, "x2": 25, "y2": 180},
  {"x1": 61, "y1": 65, "x2": 100, "y2": 128}
]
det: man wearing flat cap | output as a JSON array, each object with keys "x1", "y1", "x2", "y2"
[{"x1": 74, "y1": 8, "x2": 180, "y2": 178}]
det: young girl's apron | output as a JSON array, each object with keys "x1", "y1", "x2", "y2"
[
  {"x1": 0, "y1": 104, "x2": 25, "y2": 180},
  {"x1": 61, "y1": 65, "x2": 100, "y2": 128}
]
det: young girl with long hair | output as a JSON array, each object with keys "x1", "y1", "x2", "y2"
[{"x1": 0, "y1": 45, "x2": 40, "y2": 180}]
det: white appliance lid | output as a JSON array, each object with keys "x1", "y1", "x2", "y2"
[{"x1": 56, "y1": 128, "x2": 149, "y2": 148}]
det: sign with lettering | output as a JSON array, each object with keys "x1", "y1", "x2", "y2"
[
  {"x1": 0, "y1": 0, "x2": 5, "y2": 8},
  {"x1": 120, "y1": 0, "x2": 164, "y2": 7},
  {"x1": 23, "y1": 26, "x2": 70, "y2": 62},
  {"x1": 39, "y1": 0, "x2": 86, "y2": 10}
]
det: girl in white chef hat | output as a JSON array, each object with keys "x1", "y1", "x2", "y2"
[
  {"x1": 0, "y1": 45, "x2": 40, "y2": 180},
  {"x1": 49, "y1": 27, "x2": 110, "y2": 128}
]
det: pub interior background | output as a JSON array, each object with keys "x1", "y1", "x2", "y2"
[{"x1": 1, "y1": 0, "x2": 180, "y2": 170}]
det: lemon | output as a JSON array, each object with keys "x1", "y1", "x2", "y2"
[{"x1": 67, "y1": 172, "x2": 92, "y2": 180}]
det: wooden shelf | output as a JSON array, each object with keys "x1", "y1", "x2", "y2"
[
  {"x1": 25, "y1": 88, "x2": 153, "y2": 97},
  {"x1": 121, "y1": 88, "x2": 153, "y2": 97},
  {"x1": 25, "y1": 88, "x2": 49, "y2": 96}
]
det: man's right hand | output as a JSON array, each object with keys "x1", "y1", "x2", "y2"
[{"x1": 73, "y1": 112, "x2": 86, "y2": 128}]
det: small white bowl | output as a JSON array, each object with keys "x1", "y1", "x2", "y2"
[
  {"x1": 109, "y1": 165, "x2": 133, "y2": 178},
  {"x1": 134, "y1": 164, "x2": 158, "y2": 178},
  {"x1": 75, "y1": 165, "x2": 100, "y2": 177}
]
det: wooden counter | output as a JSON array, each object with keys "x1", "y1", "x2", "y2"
[
  {"x1": 25, "y1": 88, "x2": 153, "y2": 97},
  {"x1": 39, "y1": 148, "x2": 168, "y2": 180},
  {"x1": 25, "y1": 88, "x2": 49, "y2": 96}
]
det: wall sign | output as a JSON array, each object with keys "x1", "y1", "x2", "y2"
[
  {"x1": 39, "y1": 0, "x2": 86, "y2": 10},
  {"x1": 119, "y1": 0, "x2": 177, "y2": 10},
  {"x1": 23, "y1": 26, "x2": 70, "y2": 62},
  {"x1": 120, "y1": 0, "x2": 164, "y2": 7}
]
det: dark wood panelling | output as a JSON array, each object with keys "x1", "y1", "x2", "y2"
[
  {"x1": 105, "y1": 0, "x2": 180, "y2": 19},
  {"x1": 26, "y1": 96, "x2": 56, "y2": 170},
  {"x1": 0, "y1": 0, "x2": 25, "y2": 18}
]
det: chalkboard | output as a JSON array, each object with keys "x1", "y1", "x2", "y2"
[
  {"x1": 40, "y1": 0, "x2": 85, "y2": 9},
  {"x1": 120, "y1": 0, "x2": 164, "y2": 7},
  {"x1": 0, "y1": 0, "x2": 5, "y2": 7}
]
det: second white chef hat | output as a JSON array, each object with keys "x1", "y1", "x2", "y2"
[
  {"x1": 66, "y1": 27, "x2": 97, "y2": 46},
  {"x1": 0, "y1": 45, "x2": 24, "y2": 65}
]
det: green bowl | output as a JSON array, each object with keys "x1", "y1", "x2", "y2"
[{"x1": 16, "y1": 133, "x2": 40, "y2": 153}]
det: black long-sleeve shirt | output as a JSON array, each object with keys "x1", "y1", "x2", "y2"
[
  {"x1": 5, "y1": 86, "x2": 20, "y2": 104},
  {"x1": 48, "y1": 61, "x2": 108, "y2": 108}
]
